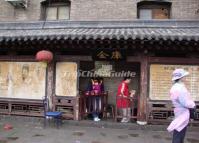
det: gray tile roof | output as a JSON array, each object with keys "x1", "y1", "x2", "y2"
[{"x1": 0, "y1": 20, "x2": 199, "y2": 42}]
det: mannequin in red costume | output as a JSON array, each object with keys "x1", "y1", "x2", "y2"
[{"x1": 117, "y1": 77, "x2": 135, "y2": 123}]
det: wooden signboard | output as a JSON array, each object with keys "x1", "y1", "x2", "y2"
[
  {"x1": 0, "y1": 62, "x2": 46, "y2": 99},
  {"x1": 92, "y1": 49, "x2": 126, "y2": 61},
  {"x1": 150, "y1": 64, "x2": 199, "y2": 101},
  {"x1": 55, "y1": 62, "x2": 78, "y2": 97}
]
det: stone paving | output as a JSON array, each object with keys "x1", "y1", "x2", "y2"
[{"x1": 0, "y1": 117, "x2": 198, "y2": 143}]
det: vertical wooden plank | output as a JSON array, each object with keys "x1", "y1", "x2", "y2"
[
  {"x1": 137, "y1": 56, "x2": 148, "y2": 125},
  {"x1": 46, "y1": 61, "x2": 55, "y2": 110},
  {"x1": 74, "y1": 61, "x2": 80, "y2": 120},
  {"x1": 74, "y1": 96, "x2": 80, "y2": 120},
  {"x1": 8, "y1": 102, "x2": 12, "y2": 115}
]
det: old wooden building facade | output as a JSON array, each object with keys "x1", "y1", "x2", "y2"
[
  {"x1": 0, "y1": 0, "x2": 199, "y2": 124},
  {"x1": 0, "y1": 20, "x2": 199, "y2": 124}
]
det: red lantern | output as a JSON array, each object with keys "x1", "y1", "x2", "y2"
[{"x1": 36, "y1": 50, "x2": 53, "y2": 63}]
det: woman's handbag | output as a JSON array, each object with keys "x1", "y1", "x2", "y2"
[{"x1": 189, "y1": 108, "x2": 197, "y2": 120}]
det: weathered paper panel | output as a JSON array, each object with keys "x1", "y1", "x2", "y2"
[
  {"x1": 0, "y1": 62, "x2": 46, "y2": 99},
  {"x1": 55, "y1": 62, "x2": 77, "y2": 96},
  {"x1": 150, "y1": 64, "x2": 199, "y2": 101}
]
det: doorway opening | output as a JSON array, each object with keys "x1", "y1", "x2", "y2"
[{"x1": 79, "y1": 61, "x2": 140, "y2": 123}]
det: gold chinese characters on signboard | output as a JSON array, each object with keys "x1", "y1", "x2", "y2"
[
  {"x1": 95, "y1": 50, "x2": 124, "y2": 60},
  {"x1": 150, "y1": 64, "x2": 199, "y2": 101},
  {"x1": 111, "y1": 50, "x2": 122, "y2": 60},
  {"x1": 97, "y1": 51, "x2": 109, "y2": 59}
]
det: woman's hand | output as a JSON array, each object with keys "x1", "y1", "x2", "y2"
[
  {"x1": 120, "y1": 93, "x2": 127, "y2": 98},
  {"x1": 130, "y1": 90, "x2": 136, "y2": 97}
]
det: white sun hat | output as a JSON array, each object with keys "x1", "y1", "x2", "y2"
[{"x1": 172, "y1": 68, "x2": 189, "y2": 81}]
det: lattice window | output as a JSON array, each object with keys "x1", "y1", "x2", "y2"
[{"x1": 41, "y1": 0, "x2": 70, "y2": 20}]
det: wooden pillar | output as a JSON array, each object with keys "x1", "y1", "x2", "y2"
[
  {"x1": 74, "y1": 62, "x2": 80, "y2": 121},
  {"x1": 74, "y1": 96, "x2": 80, "y2": 120},
  {"x1": 46, "y1": 61, "x2": 55, "y2": 110},
  {"x1": 137, "y1": 56, "x2": 148, "y2": 125}
]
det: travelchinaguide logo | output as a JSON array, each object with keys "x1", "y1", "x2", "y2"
[{"x1": 63, "y1": 69, "x2": 136, "y2": 78}]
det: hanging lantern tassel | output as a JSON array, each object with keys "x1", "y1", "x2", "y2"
[{"x1": 35, "y1": 50, "x2": 53, "y2": 68}]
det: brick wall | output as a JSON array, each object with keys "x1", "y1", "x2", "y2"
[
  {"x1": 0, "y1": 0, "x2": 15, "y2": 21},
  {"x1": 70, "y1": 0, "x2": 137, "y2": 21},
  {"x1": 71, "y1": 0, "x2": 199, "y2": 20},
  {"x1": 171, "y1": 0, "x2": 199, "y2": 19},
  {"x1": 14, "y1": 0, "x2": 43, "y2": 21},
  {"x1": 0, "y1": 0, "x2": 43, "y2": 21},
  {"x1": 0, "y1": 0, "x2": 198, "y2": 21}
]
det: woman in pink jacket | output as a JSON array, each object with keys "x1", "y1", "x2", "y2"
[{"x1": 167, "y1": 69, "x2": 195, "y2": 143}]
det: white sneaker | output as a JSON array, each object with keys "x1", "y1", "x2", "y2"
[
  {"x1": 121, "y1": 118, "x2": 126, "y2": 123},
  {"x1": 94, "y1": 117, "x2": 101, "y2": 122},
  {"x1": 121, "y1": 118, "x2": 129, "y2": 123},
  {"x1": 124, "y1": 119, "x2": 129, "y2": 123}
]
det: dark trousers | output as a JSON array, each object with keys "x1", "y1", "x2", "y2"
[
  {"x1": 172, "y1": 126, "x2": 187, "y2": 143},
  {"x1": 92, "y1": 97, "x2": 101, "y2": 118}
]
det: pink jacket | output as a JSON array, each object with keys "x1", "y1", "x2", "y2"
[{"x1": 167, "y1": 82, "x2": 195, "y2": 132}]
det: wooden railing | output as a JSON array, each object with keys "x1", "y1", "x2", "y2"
[
  {"x1": 0, "y1": 98, "x2": 43, "y2": 117},
  {"x1": 115, "y1": 96, "x2": 139, "y2": 122},
  {"x1": 53, "y1": 96, "x2": 79, "y2": 120},
  {"x1": 148, "y1": 101, "x2": 199, "y2": 124},
  {"x1": 79, "y1": 91, "x2": 108, "y2": 119}
]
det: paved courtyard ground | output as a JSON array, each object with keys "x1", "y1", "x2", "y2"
[{"x1": 0, "y1": 116, "x2": 198, "y2": 143}]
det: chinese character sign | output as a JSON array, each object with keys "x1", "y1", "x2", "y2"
[
  {"x1": 111, "y1": 51, "x2": 123, "y2": 60},
  {"x1": 93, "y1": 50, "x2": 126, "y2": 61},
  {"x1": 150, "y1": 64, "x2": 199, "y2": 101}
]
